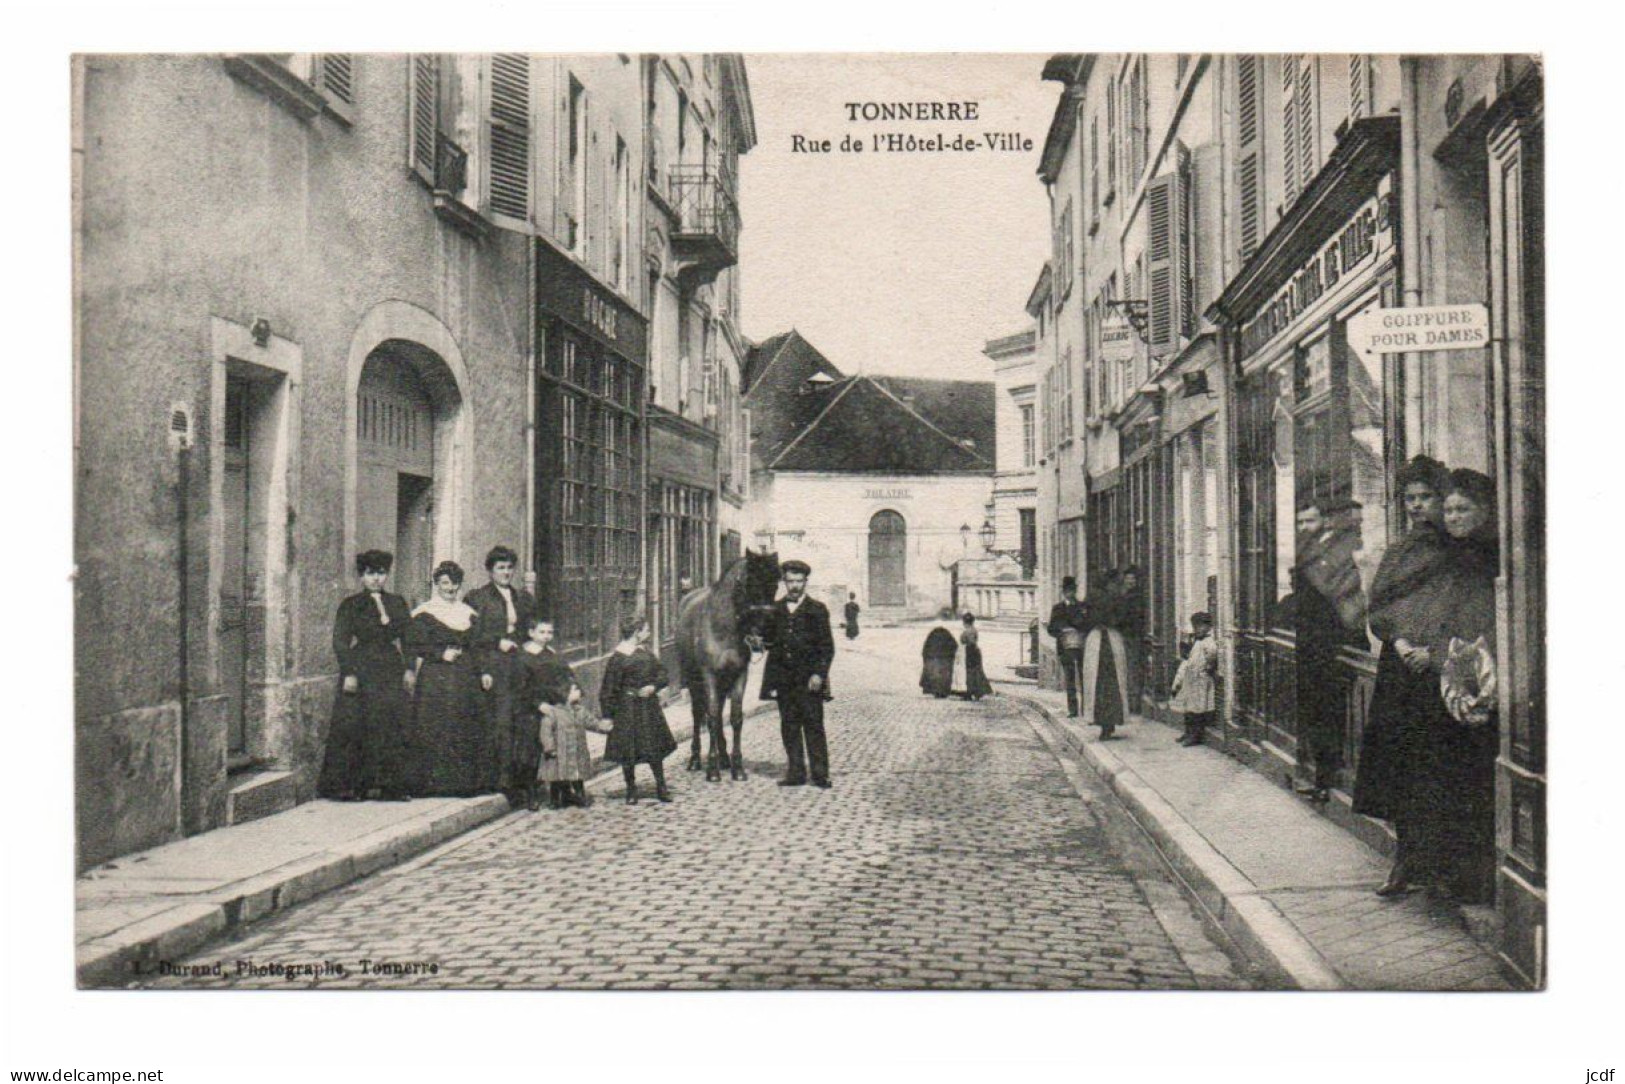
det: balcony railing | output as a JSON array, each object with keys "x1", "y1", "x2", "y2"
[{"x1": 669, "y1": 163, "x2": 740, "y2": 273}]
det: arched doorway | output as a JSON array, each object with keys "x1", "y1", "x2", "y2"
[
  {"x1": 867, "y1": 509, "x2": 907, "y2": 607},
  {"x1": 355, "y1": 340, "x2": 462, "y2": 605}
]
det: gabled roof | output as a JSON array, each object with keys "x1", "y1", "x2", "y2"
[
  {"x1": 770, "y1": 374, "x2": 994, "y2": 474},
  {"x1": 745, "y1": 329, "x2": 995, "y2": 475}
]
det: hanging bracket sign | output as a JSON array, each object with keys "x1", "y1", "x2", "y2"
[
  {"x1": 1347, "y1": 304, "x2": 1489, "y2": 355},
  {"x1": 1100, "y1": 314, "x2": 1136, "y2": 364}
]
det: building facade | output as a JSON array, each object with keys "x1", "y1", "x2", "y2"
[
  {"x1": 74, "y1": 52, "x2": 754, "y2": 870},
  {"x1": 642, "y1": 55, "x2": 755, "y2": 658},
  {"x1": 984, "y1": 329, "x2": 1040, "y2": 575},
  {"x1": 743, "y1": 331, "x2": 996, "y2": 618},
  {"x1": 1028, "y1": 53, "x2": 1544, "y2": 984}
]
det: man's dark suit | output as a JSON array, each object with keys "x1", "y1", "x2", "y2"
[{"x1": 760, "y1": 595, "x2": 836, "y2": 784}]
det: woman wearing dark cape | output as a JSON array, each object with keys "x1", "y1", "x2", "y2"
[
  {"x1": 404, "y1": 561, "x2": 489, "y2": 797},
  {"x1": 920, "y1": 626, "x2": 957, "y2": 698},
  {"x1": 1356, "y1": 465, "x2": 1499, "y2": 902},
  {"x1": 598, "y1": 614, "x2": 678, "y2": 804},
  {"x1": 955, "y1": 613, "x2": 994, "y2": 700}
]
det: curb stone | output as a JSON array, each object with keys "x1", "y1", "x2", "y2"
[
  {"x1": 79, "y1": 695, "x2": 776, "y2": 989},
  {"x1": 1006, "y1": 687, "x2": 1347, "y2": 991}
]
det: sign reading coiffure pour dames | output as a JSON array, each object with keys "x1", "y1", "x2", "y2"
[{"x1": 534, "y1": 240, "x2": 648, "y2": 363}]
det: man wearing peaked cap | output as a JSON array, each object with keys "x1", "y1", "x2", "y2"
[{"x1": 759, "y1": 559, "x2": 836, "y2": 788}]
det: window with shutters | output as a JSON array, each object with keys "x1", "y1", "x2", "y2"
[
  {"x1": 1089, "y1": 116, "x2": 1101, "y2": 227},
  {"x1": 1060, "y1": 346, "x2": 1074, "y2": 443},
  {"x1": 613, "y1": 135, "x2": 630, "y2": 291},
  {"x1": 1128, "y1": 57, "x2": 1149, "y2": 190},
  {"x1": 223, "y1": 53, "x2": 355, "y2": 124},
  {"x1": 404, "y1": 55, "x2": 496, "y2": 237},
  {"x1": 1235, "y1": 55, "x2": 1267, "y2": 263},
  {"x1": 568, "y1": 76, "x2": 588, "y2": 256},
  {"x1": 1281, "y1": 55, "x2": 1320, "y2": 208},
  {"x1": 1055, "y1": 201, "x2": 1074, "y2": 300},
  {"x1": 407, "y1": 54, "x2": 440, "y2": 185},
  {"x1": 1146, "y1": 168, "x2": 1187, "y2": 356},
  {"x1": 487, "y1": 53, "x2": 532, "y2": 224},
  {"x1": 1348, "y1": 54, "x2": 1372, "y2": 122},
  {"x1": 1106, "y1": 82, "x2": 1118, "y2": 201}
]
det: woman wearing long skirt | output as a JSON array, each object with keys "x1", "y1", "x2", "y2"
[
  {"x1": 405, "y1": 561, "x2": 488, "y2": 797},
  {"x1": 1081, "y1": 570, "x2": 1131, "y2": 739},
  {"x1": 1354, "y1": 456, "x2": 1451, "y2": 896},
  {"x1": 919, "y1": 626, "x2": 957, "y2": 698},
  {"x1": 599, "y1": 615, "x2": 677, "y2": 804},
  {"x1": 318, "y1": 550, "x2": 414, "y2": 801},
  {"x1": 957, "y1": 613, "x2": 994, "y2": 700}
]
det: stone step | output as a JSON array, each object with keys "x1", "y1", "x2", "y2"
[{"x1": 226, "y1": 770, "x2": 297, "y2": 826}]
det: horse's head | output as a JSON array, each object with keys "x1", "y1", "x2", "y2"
[{"x1": 734, "y1": 549, "x2": 782, "y2": 637}]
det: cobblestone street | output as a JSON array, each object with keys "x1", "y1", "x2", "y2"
[{"x1": 154, "y1": 626, "x2": 1245, "y2": 990}]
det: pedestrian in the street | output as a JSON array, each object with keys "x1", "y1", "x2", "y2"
[
  {"x1": 956, "y1": 612, "x2": 994, "y2": 700},
  {"x1": 919, "y1": 625, "x2": 957, "y2": 698},
  {"x1": 465, "y1": 545, "x2": 537, "y2": 806},
  {"x1": 599, "y1": 614, "x2": 677, "y2": 805},
  {"x1": 518, "y1": 615, "x2": 607, "y2": 811},
  {"x1": 1353, "y1": 455, "x2": 1451, "y2": 897},
  {"x1": 1046, "y1": 576, "x2": 1089, "y2": 716},
  {"x1": 843, "y1": 592, "x2": 861, "y2": 640},
  {"x1": 318, "y1": 550, "x2": 415, "y2": 802},
  {"x1": 1292, "y1": 503, "x2": 1368, "y2": 802},
  {"x1": 1081, "y1": 569, "x2": 1130, "y2": 740},
  {"x1": 760, "y1": 559, "x2": 835, "y2": 788},
  {"x1": 404, "y1": 561, "x2": 486, "y2": 797},
  {"x1": 1169, "y1": 612, "x2": 1218, "y2": 747}
]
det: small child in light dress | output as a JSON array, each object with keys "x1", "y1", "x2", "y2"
[
  {"x1": 517, "y1": 616, "x2": 610, "y2": 810},
  {"x1": 1169, "y1": 612, "x2": 1219, "y2": 747}
]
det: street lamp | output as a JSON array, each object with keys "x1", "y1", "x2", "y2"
[
  {"x1": 959, "y1": 523, "x2": 971, "y2": 551},
  {"x1": 979, "y1": 515, "x2": 997, "y2": 554}
]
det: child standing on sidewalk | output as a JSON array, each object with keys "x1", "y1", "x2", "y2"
[
  {"x1": 518, "y1": 615, "x2": 608, "y2": 810},
  {"x1": 1170, "y1": 612, "x2": 1218, "y2": 747}
]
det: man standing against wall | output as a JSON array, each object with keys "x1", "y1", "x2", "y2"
[{"x1": 760, "y1": 560, "x2": 836, "y2": 789}]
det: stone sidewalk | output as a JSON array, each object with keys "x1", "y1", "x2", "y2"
[
  {"x1": 76, "y1": 688, "x2": 754, "y2": 988},
  {"x1": 1004, "y1": 680, "x2": 1514, "y2": 990}
]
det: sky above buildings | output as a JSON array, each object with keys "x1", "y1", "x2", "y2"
[{"x1": 739, "y1": 54, "x2": 1058, "y2": 383}]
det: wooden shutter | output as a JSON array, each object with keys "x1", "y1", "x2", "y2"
[
  {"x1": 1349, "y1": 54, "x2": 1371, "y2": 120},
  {"x1": 488, "y1": 53, "x2": 532, "y2": 221},
  {"x1": 1146, "y1": 169, "x2": 1185, "y2": 356},
  {"x1": 407, "y1": 54, "x2": 438, "y2": 183},
  {"x1": 1177, "y1": 145, "x2": 1194, "y2": 338},
  {"x1": 1298, "y1": 57, "x2": 1318, "y2": 192},
  {"x1": 1281, "y1": 55, "x2": 1300, "y2": 205},
  {"x1": 1236, "y1": 55, "x2": 1266, "y2": 261},
  {"x1": 317, "y1": 54, "x2": 354, "y2": 105}
]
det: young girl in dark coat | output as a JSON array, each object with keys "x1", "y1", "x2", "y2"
[{"x1": 598, "y1": 615, "x2": 678, "y2": 804}]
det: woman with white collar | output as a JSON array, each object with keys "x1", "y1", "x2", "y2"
[{"x1": 405, "y1": 560, "x2": 487, "y2": 797}]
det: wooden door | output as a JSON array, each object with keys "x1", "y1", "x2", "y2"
[
  {"x1": 220, "y1": 376, "x2": 251, "y2": 758},
  {"x1": 867, "y1": 510, "x2": 907, "y2": 607},
  {"x1": 358, "y1": 356, "x2": 435, "y2": 603}
]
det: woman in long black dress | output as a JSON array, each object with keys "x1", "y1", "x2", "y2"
[
  {"x1": 405, "y1": 561, "x2": 487, "y2": 797},
  {"x1": 1354, "y1": 456, "x2": 1451, "y2": 896},
  {"x1": 598, "y1": 615, "x2": 677, "y2": 804},
  {"x1": 919, "y1": 626, "x2": 957, "y2": 698},
  {"x1": 1081, "y1": 570, "x2": 1129, "y2": 739},
  {"x1": 957, "y1": 613, "x2": 995, "y2": 700},
  {"x1": 318, "y1": 550, "x2": 414, "y2": 801}
]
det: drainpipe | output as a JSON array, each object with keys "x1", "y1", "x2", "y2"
[
  {"x1": 176, "y1": 438, "x2": 191, "y2": 834},
  {"x1": 524, "y1": 239, "x2": 538, "y2": 596},
  {"x1": 1399, "y1": 56, "x2": 1425, "y2": 453}
]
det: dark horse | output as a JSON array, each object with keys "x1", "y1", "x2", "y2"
[{"x1": 675, "y1": 550, "x2": 781, "y2": 781}]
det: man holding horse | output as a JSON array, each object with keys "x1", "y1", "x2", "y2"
[{"x1": 760, "y1": 560, "x2": 836, "y2": 789}]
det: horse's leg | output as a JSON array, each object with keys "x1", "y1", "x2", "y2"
[
  {"x1": 703, "y1": 669, "x2": 723, "y2": 782},
  {"x1": 686, "y1": 673, "x2": 704, "y2": 772},
  {"x1": 729, "y1": 671, "x2": 747, "y2": 781}
]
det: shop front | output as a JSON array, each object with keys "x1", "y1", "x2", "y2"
[
  {"x1": 647, "y1": 406, "x2": 718, "y2": 661},
  {"x1": 533, "y1": 240, "x2": 649, "y2": 690},
  {"x1": 1213, "y1": 116, "x2": 1403, "y2": 794}
]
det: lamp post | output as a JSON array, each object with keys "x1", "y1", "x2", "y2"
[{"x1": 959, "y1": 523, "x2": 971, "y2": 553}]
